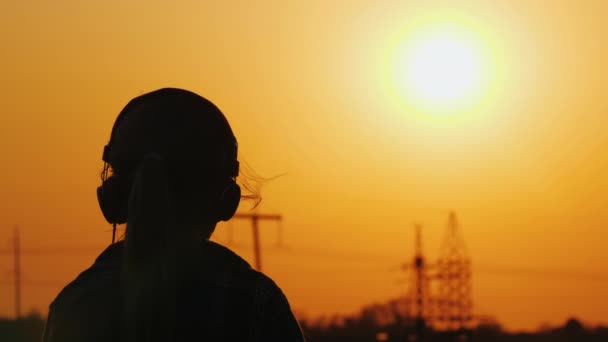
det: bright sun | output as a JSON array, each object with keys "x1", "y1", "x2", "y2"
[
  {"x1": 393, "y1": 26, "x2": 489, "y2": 114},
  {"x1": 407, "y1": 37, "x2": 480, "y2": 104}
]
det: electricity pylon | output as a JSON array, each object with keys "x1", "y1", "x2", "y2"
[{"x1": 435, "y1": 211, "x2": 473, "y2": 333}]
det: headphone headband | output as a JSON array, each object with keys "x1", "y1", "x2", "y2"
[{"x1": 101, "y1": 88, "x2": 239, "y2": 178}]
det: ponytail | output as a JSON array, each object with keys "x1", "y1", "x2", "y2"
[{"x1": 122, "y1": 153, "x2": 177, "y2": 342}]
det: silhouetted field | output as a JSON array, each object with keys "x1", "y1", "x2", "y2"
[{"x1": 1, "y1": 312, "x2": 607, "y2": 342}]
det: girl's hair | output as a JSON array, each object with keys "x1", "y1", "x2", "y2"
[
  {"x1": 123, "y1": 153, "x2": 177, "y2": 341},
  {"x1": 104, "y1": 88, "x2": 258, "y2": 341}
]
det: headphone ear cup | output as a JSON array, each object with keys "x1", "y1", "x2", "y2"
[
  {"x1": 97, "y1": 175, "x2": 129, "y2": 224},
  {"x1": 217, "y1": 181, "x2": 241, "y2": 221}
]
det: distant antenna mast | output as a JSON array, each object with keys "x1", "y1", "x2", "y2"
[
  {"x1": 402, "y1": 224, "x2": 432, "y2": 341},
  {"x1": 13, "y1": 225, "x2": 21, "y2": 319},
  {"x1": 414, "y1": 224, "x2": 428, "y2": 340}
]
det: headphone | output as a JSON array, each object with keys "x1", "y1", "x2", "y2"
[{"x1": 97, "y1": 89, "x2": 242, "y2": 242}]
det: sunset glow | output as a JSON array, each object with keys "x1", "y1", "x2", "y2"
[{"x1": 0, "y1": 0, "x2": 607, "y2": 335}]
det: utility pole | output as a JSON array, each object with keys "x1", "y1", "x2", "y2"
[
  {"x1": 13, "y1": 225, "x2": 21, "y2": 319},
  {"x1": 232, "y1": 213, "x2": 282, "y2": 271}
]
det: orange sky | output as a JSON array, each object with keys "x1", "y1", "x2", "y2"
[{"x1": 0, "y1": 0, "x2": 607, "y2": 332}]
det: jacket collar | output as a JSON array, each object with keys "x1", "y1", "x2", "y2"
[{"x1": 93, "y1": 240, "x2": 251, "y2": 270}]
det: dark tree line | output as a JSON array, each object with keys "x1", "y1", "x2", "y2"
[{"x1": 300, "y1": 315, "x2": 608, "y2": 342}]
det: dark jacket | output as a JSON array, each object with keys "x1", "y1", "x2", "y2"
[{"x1": 43, "y1": 240, "x2": 305, "y2": 341}]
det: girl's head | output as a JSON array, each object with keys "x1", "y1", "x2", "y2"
[
  {"x1": 97, "y1": 87, "x2": 241, "y2": 238},
  {"x1": 98, "y1": 88, "x2": 245, "y2": 341}
]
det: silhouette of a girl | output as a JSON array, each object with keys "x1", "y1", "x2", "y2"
[{"x1": 43, "y1": 88, "x2": 305, "y2": 341}]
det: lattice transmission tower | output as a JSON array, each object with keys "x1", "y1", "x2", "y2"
[{"x1": 435, "y1": 211, "x2": 473, "y2": 332}]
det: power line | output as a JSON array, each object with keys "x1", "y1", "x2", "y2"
[
  {"x1": 2, "y1": 229, "x2": 607, "y2": 281},
  {"x1": 0, "y1": 280, "x2": 66, "y2": 288},
  {"x1": 0, "y1": 246, "x2": 104, "y2": 256},
  {"x1": 3, "y1": 243, "x2": 608, "y2": 281},
  {"x1": 473, "y1": 265, "x2": 608, "y2": 281}
]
